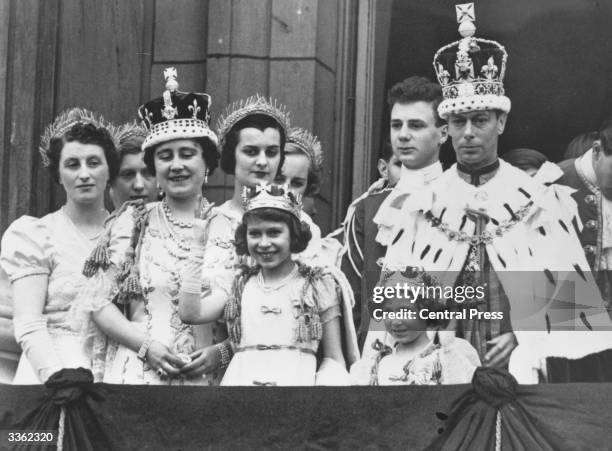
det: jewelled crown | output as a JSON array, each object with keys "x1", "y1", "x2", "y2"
[
  {"x1": 242, "y1": 182, "x2": 302, "y2": 219},
  {"x1": 216, "y1": 94, "x2": 291, "y2": 146},
  {"x1": 433, "y1": 3, "x2": 510, "y2": 119},
  {"x1": 287, "y1": 127, "x2": 323, "y2": 170},
  {"x1": 138, "y1": 67, "x2": 218, "y2": 151},
  {"x1": 39, "y1": 107, "x2": 113, "y2": 168}
]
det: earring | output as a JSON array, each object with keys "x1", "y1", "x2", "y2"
[
  {"x1": 157, "y1": 183, "x2": 164, "y2": 198},
  {"x1": 204, "y1": 169, "x2": 209, "y2": 185}
]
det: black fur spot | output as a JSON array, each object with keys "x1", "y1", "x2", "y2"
[
  {"x1": 420, "y1": 245, "x2": 431, "y2": 259},
  {"x1": 573, "y1": 264, "x2": 586, "y2": 281},
  {"x1": 497, "y1": 253, "x2": 506, "y2": 268},
  {"x1": 435, "y1": 412, "x2": 448, "y2": 420},
  {"x1": 544, "y1": 269, "x2": 556, "y2": 286},
  {"x1": 503, "y1": 203, "x2": 518, "y2": 221},
  {"x1": 490, "y1": 217, "x2": 499, "y2": 226},
  {"x1": 411, "y1": 240, "x2": 415, "y2": 253},
  {"x1": 439, "y1": 208, "x2": 447, "y2": 222},
  {"x1": 580, "y1": 312, "x2": 592, "y2": 330},
  {"x1": 538, "y1": 226, "x2": 546, "y2": 236},
  {"x1": 518, "y1": 187, "x2": 531, "y2": 199},
  {"x1": 558, "y1": 220, "x2": 569, "y2": 233},
  {"x1": 528, "y1": 247, "x2": 533, "y2": 256},
  {"x1": 545, "y1": 314, "x2": 551, "y2": 334},
  {"x1": 434, "y1": 249, "x2": 443, "y2": 263},
  {"x1": 460, "y1": 215, "x2": 467, "y2": 230},
  {"x1": 392, "y1": 229, "x2": 404, "y2": 245}
]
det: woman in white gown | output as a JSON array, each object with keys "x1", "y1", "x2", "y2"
[
  {"x1": 0, "y1": 108, "x2": 119, "y2": 383},
  {"x1": 75, "y1": 68, "x2": 229, "y2": 385}
]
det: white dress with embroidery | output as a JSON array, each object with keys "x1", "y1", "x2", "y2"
[
  {"x1": 0, "y1": 209, "x2": 99, "y2": 383},
  {"x1": 221, "y1": 267, "x2": 341, "y2": 386},
  {"x1": 76, "y1": 202, "x2": 219, "y2": 385},
  {"x1": 350, "y1": 332, "x2": 480, "y2": 385},
  {"x1": 201, "y1": 201, "x2": 360, "y2": 367}
]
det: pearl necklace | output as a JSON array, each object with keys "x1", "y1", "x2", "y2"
[{"x1": 161, "y1": 199, "x2": 193, "y2": 229}]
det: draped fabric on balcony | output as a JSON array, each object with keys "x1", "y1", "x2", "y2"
[{"x1": 1, "y1": 368, "x2": 611, "y2": 450}]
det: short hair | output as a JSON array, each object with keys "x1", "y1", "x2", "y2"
[
  {"x1": 46, "y1": 122, "x2": 119, "y2": 184},
  {"x1": 598, "y1": 123, "x2": 612, "y2": 156},
  {"x1": 117, "y1": 135, "x2": 145, "y2": 161},
  {"x1": 387, "y1": 76, "x2": 445, "y2": 126},
  {"x1": 234, "y1": 208, "x2": 312, "y2": 255},
  {"x1": 220, "y1": 114, "x2": 286, "y2": 175},
  {"x1": 379, "y1": 141, "x2": 393, "y2": 162},
  {"x1": 144, "y1": 136, "x2": 219, "y2": 176},
  {"x1": 564, "y1": 131, "x2": 598, "y2": 160},
  {"x1": 502, "y1": 148, "x2": 548, "y2": 172},
  {"x1": 284, "y1": 143, "x2": 321, "y2": 196}
]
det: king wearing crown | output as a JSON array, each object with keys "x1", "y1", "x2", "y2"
[{"x1": 381, "y1": 3, "x2": 612, "y2": 382}]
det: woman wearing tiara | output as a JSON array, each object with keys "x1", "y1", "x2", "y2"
[
  {"x1": 275, "y1": 127, "x2": 344, "y2": 267},
  {"x1": 0, "y1": 108, "x2": 119, "y2": 383},
  {"x1": 74, "y1": 68, "x2": 228, "y2": 385},
  {"x1": 179, "y1": 97, "x2": 359, "y2": 374}
]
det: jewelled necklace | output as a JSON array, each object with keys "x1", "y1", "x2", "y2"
[
  {"x1": 161, "y1": 199, "x2": 193, "y2": 229},
  {"x1": 423, "y1": 200, "x2": 534, "y2": 245},
  {"x1": 159, "y1": 203, "x2": 193, "y2": 252}
]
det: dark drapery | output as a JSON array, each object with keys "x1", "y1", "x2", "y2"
[{"x1": 1, "y1": 371, "x2": 611, "y2": 450}]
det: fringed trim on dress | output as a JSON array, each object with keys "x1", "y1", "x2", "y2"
[{"x1": 225, "y1": 262, "x2": 326, "y2": 346}]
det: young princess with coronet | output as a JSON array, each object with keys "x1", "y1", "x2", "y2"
[
  {"x1": 183, "y1": 183, "x2": 354, "y2": 385},
  {"x1": 350, "y1": 269, "x2": 480, "y2": 385}
]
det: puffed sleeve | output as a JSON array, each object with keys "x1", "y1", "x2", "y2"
[
  {"x1": 439, "y1": 335, "x2": 481, "y2": 384},
  {"x1": 71, "y1": 206, "x2": 137, "y2": 317},
  {"x1": 309, "y1": 272, "x2": 342, "y2": 324},
  {"x1": 0, "y1": 216, "x2": 51, "y2": 282},
  {"x1": 200, "y1": 211, "x2": 240, "y2": 302}
]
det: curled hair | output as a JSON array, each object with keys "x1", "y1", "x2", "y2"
[
  {"x1": 117, "y1": 134, "x2": 145, "y2": 160},
  {"x1": 234, "y1": 208, "x2": 311, "y2": 256},
  {"x1": 502, "y1": 148, "x2": 547, "y2": 172},
  {"x1": 598, "y1": 122, "x2": 612, "y2": 157},
  {"x1": 46, "y1": 122, "x2": 119, "y2": 183},
  {"x1": 564, "y1": 131, "x2": 598, "y2": 160},
  {"x1": 379, "y1": 140, "x2": 393, "y2": 162},
  {"x1": 387, "y1": 76, "x2": 445, "y2": 126},
  {"x1": 284, "y1": 143, "x2": 321, "y2": 196},
  {"x1": 220, "y1": 114, "x2": 286, "y2": 175},
  {"x1": 144, "y1": 136, "x2": 219, "y2": 176}
]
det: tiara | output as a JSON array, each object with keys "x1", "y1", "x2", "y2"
[
  {"x1": 287, "y1": 127, "x2": 323, "y2": 171},
  {"x1": 112, "y1": 121, "x2": 148, "y2": 149},
  {"x1": 433, "y1": 3, "x2": 510, "y2": 118},
  {"x1": 39, "y1": 108, "x2": 113, "y2": 167},
  {"x1": 242, "y1": 182, "x2": 302, "y2": 219},
  {"x1": 216, "y1": 95, "x2": 291, "y2": 145}
]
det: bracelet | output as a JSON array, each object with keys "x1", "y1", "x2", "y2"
[
  {"x1": 137, "y1": 337, "x2": 153, "y2": 362},
  {"x1": 215, "y1": 342, "x2": 233, "y2": 368},
  {"x1": 181, "y1": 277, "x2": 204, "y2": 294}
]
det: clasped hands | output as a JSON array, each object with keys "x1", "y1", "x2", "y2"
[{"x1": 146, "y1": 342, "x2": 222, "y2": 379}]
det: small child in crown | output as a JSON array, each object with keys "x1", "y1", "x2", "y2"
[
  {"x1": 350, "y1": 270, "x2": 480, "y2": 385},
  {"x1": 181, "y1": 183, "x2": 355, "y2": 385}
]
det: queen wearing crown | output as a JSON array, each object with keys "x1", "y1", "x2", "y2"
[
  {"x1": 0, "y1": 108, "x2": 119, "y2": 383},
  {"x1": 72, "y1": 68, "x2": 227, "y2": 385}
]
